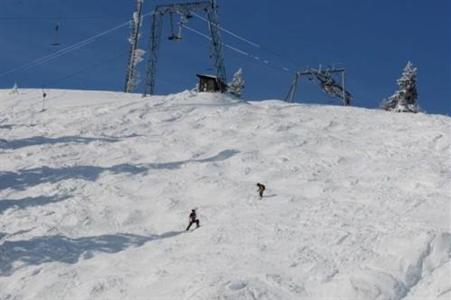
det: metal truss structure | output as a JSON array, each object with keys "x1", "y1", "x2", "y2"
[
  {"x1": 286, "y1": 66, "x2": 352, "y2": 106},
  {"x1": 124, "y1": 0, "x2": 144, "y2": 93},
  {"x1": 143, "y1": 0, "x2": 226, "y2": 96}
]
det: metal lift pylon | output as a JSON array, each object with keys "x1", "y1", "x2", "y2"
[{"x1": 143, "y1": 0, "x2": 226, "y2": 96}]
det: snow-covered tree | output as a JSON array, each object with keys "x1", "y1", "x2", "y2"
[
  {"x1": 381, "y1": 61, "x2": 419, "y2": 113},
  {"x1": 191, "y1": 82, "x2": 200, "y2": 94},
  {"x1": 228, "y1": 68, "x2": 245, "y2": 97},
  {"x1": 9, "y1": 82, "x2": 19, "y2": 95}
]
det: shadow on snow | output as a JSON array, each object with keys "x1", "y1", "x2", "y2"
[
  {"x1": 0, "y1": 164, "x2": 148, "y2": 191},
  {"x1": 0, "y1": 194, "x2": 70, "y2": 214},
  {"x1": 0, "y1": 149, "x2": 239, "y2": 191},
  {"x1": 0, "y1": 136, "x2": 120, "y2": 150},
  {"x1": 0, "y1": 231, "x2": 184, "y2": 276},
  {"x1": 145, "y1": 149, "x2": 239, "y2": 169}
]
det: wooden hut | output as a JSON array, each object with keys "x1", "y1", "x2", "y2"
[{"x1": 196, "y1": 74, "x2": 228, "y2": 93}]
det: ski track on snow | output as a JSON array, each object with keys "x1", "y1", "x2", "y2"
[{"x1": 0, "y1": 89, "x2": 450, "y2": 300}]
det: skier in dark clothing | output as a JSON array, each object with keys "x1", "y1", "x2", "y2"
[
  {"x1": 41, "y1": 90, "x2": 47, "y2": 111},
  {"x1": 186, "y1": 209, "x2": 200, "y2": 231},
  {"x1": 256, "y1": 183, "x2": 266, "y2": 198}
]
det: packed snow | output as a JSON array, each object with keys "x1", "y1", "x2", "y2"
[{"x1": 0, "y1": 89, "x2": 450, "y2": 300}]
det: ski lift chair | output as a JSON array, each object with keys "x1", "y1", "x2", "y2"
[
  {"x1": 168, "y1": 12, "x2": 182, "y2": 40},
  {"x1": 52, "y1": 21, "x2": 61, "y2": 46}
]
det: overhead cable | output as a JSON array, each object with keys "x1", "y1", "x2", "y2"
[
  {"x1": 182, "y1": 24, "x2": 291, "y2": 74},
  {"x1": 191, "y1": 11, "x2": 299, "y2": 67},
  {"x1": 191, "y1": 12, "x2": 261, "y2": 48},
  {"x1": 0, "y1": 12, "x2": 153, "y2": 78}
]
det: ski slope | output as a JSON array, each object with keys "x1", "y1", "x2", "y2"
[{"x1": 0, "y1": 89, "x2": 450, "y2": 300}]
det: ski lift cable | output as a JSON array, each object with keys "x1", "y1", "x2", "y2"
[
  {"x1": 190, "y1": 12, "x2": 261, "y2": 48},
  {"x1": 0, "y1": 23, "x2": 126, "y2": 77},
  {"x1": 182, "y1": 24, "x2": 291, "y2": 74},
  {"x1": 0, "y1": 39, "x2": 93, "y2": 78},
  {"x1": 1, "y1": 19, "x2": 140, "y2": 77},
  {"x1": 2, "y1": 51, "x2": 130, "y2": 115},
  {"x1": 182, "y1": 25, "x2": 248, "y2": 56},
  {"x1": 43, "y1": 51, "x2": 128, "y2": 88},
  {"x1": 0, "y1": 16, "x2": 130, "y2": 21},
  {"x1": 190, "y1": 12, "x2": 299, "y2": 68},
  {"x1": 20, "y1": 39, "x2": 98, "y2": 74},
  {"x1": 0, "y1": 11, "x2": 154, "y2": 79}
]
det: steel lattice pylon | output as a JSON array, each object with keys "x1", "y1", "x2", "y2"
[
  {"x1": 143, "y1": 0, "x2": 226, "y2": 96},
  {"x1": 124, "y1": 0, "x2": 144, "y2": 93},
  {"x1": 286, "y1": 67, "x2": 352, "y2": 106}
]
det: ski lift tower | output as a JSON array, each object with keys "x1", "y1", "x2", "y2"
[
  {"x1": 286, "y1": 66, "x2": 352, "y2": 106},
  {"x1": 143, "y1": 0, "x2": 227, "y2": 96},
  {"x1": 124, "y1": 0, "x2": 144, "y2": 93}
]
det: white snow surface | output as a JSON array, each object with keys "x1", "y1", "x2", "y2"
[{"x1": 0, "y1": 89, "x2": 450, "y2": 300}]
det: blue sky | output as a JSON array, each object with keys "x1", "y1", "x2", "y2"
[{"x1": 0, "y1": 0, "x2": 450, "y2": 115}]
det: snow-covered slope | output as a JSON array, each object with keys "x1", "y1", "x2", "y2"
[{"x1": 0, "y1": 89, "x2": 450, "y2": 300}]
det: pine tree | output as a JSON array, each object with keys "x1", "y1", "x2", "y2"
[
  {"x1": 381, "y1": 61, "x2": 419, "y2": 113},
  {"x1": 228, "y1": 68, "x2": 245, "y2": 97}
]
